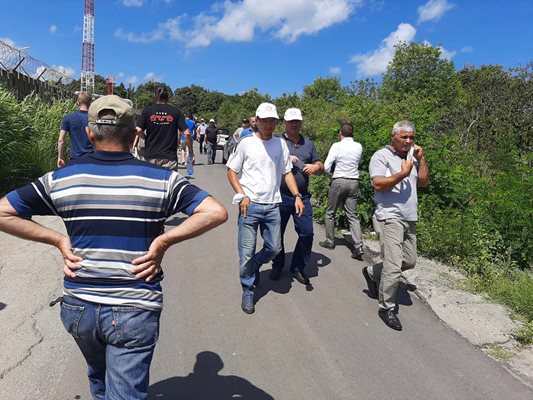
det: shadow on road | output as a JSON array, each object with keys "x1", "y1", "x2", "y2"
[
  {"x1": 0, "y1": 302, "x2": 6, "y2": 311},
  {"x1": 148, "y1": 351, "x2": 273, "y2": 400},
  {"x1": 254, "y1": 251, "x2": 331, "y2": 303}
]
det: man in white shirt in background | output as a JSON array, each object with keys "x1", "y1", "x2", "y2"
[
  {"x1": 319, "y1": 123, "x2": 364, "y2": 260},
  {"x1": 226, "y1": 102, "x2": 304, "y2": 314}
]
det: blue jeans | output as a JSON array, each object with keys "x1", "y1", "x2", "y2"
[
  {"x1": 60, "y1": 296, "x2": 161, "y2": 400},
  {"x1": 238, "y1": 202, "x2": 282, "y2": 291},
  {"x1": 272, "y1": 194, "x2": 313, "y2": 273}
]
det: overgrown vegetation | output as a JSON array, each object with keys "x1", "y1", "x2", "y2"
[{"x1": 1, "y1": 42, "x2": 531, "y2": 341}]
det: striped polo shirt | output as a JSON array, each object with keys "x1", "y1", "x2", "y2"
[{"x1": 6, "y1": 151, "x2": 209, "y2": 311}]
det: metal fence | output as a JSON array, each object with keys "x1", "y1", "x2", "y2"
[
  {"x1": 0, "y1": 40, "x2": 74, "y2": 101},
  {"x1": 0, "y1": 39, "x2": 74, "y2": 84}
]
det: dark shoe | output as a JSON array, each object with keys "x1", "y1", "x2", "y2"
[
  {"x1": 378, "y1": 308, "x2": 402, "y2": 331},
  {"x1": 319, "y1": 240, "x2": 335, "y2": 250},
  {"x1": 292, "y1": 270, "x2": 310, "y2": 285},
  {"x1": 269, "y1": 268, "x2": 282, "y2": 281},
  {"x1": 362, "y1": 267, "x2": 378, "y2": 298},
  {"x1": 241, "y1": 291, "x2": 255, "y2": 314},
  {"x1": 351, "y1": 248, "x2": 364, "y2": 261}
]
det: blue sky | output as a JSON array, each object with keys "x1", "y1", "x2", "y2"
[{"x1": 1, "y1": 0, "x2": 531, "y2": 97}]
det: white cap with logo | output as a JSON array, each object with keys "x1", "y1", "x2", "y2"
[
  {"x1": 284, "y1": 108, "x2": 303, "y2": 121},
  {"x1": 256, "y1": 102, "x2": 279, "y2": 119}
]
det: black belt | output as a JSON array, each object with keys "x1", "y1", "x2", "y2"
[{"x1": 334, "y1": 177, "x2": 359, "y2": 180}]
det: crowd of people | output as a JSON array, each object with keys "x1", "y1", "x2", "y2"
[{"x1": 0, "y1": 88, "x2": 428, "y2": 399}]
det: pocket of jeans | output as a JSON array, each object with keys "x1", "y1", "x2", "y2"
[
  {"x1": 60, "y1": 302, "x2": 85, "y2": 339},
  {"x1": 110, "y1": 307, "x2": 160, "y2": 348}
]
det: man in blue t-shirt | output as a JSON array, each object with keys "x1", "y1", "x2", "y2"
[
  {"x1": 270, "y1": 108, "x2": 324, "y2": 285},
  {"x1": 0, "y1": 95, "x2": 228, "y2": 398},
  {"x1": 57, "y1": 92, "x2": 94, "y2": 167}
]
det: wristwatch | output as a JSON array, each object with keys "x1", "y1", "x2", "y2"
[{"x1": 294, "y1": 193, "x2": 303, "y2": 199}]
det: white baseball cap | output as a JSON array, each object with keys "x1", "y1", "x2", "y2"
[
  {"x1": 256, "y1": 102, "x2": 279, "y2": 119},
  {"x1": 284, "y1": 108, "x2": 303, "y2": 121},
  {"x1": 209, "y1": 118, "x2": 215, "y2": 123}
]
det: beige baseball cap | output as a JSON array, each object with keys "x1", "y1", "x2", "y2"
[{"x1": 88, "y1": 95, "x2": 134, "y2": 126}]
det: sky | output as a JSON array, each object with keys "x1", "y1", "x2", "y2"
[{"x1": 0, "y1": 0, "x2": 531, "y2": 97}]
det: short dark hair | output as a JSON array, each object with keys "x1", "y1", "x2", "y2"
[
  {"x1": 155, "y1": 87, "x2": 169, "y2": 101},
  {"x1": 340, "y1": 122, "x2": 353, "y2": 137}
]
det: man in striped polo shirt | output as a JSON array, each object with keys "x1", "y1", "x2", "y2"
[{"x1": 0, "y1": 95, "x2": 228, "y2": 399}]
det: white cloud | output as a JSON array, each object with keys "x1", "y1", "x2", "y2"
[
  {"x1": 55, "y1": 65, "x2": 75, "y2": 77},
  {"x1": 350, "y1": 23, "x2": 416, "y2": 78},
  {"x1": 461, "y1": 45, "x2": 473, "y2": 53},
  {"x1": 0, "y1": 37, "x2": 18, "y2": 47},
  {"x1": 329, "y1": 67, "x2": 341, "y2": 74},
  {"x1": 417, "y1": 0, "x2": 455, "y2": 24},
  {"x1": 126, "y1": 75, "x2": 138, "y2": 85},
  {"x1": 116, "y1": 0, "x2": 362, "y2": 48},
  {"x1": 122, "y1": 0, "x2": 144, "y2": 6},
  {"x1": 143, "y1": 72, "x2": 164, "y2": 82},
  {"x1": 50, "y1": 25, "x2": 57, "y2": 34},
  {"x1": 116, "y1": 72, "x2": 125, "y2": 79},
  {"x1": 422, "y1": 40, "x2": 456, "y2": 60},
  {"x1": 438, "y1": 46, "x2": 456, "y2": 60}
]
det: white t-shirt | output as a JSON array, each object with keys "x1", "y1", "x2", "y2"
[
  {"x1": 226, "y1": 133, "x2": 292, "y2": 204},
  {"x1": 324, "y1": 137, "x2": 363, "y2": 179}
]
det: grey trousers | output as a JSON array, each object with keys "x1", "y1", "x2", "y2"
[
  {"x1": 368, "y1": 217, "x2": 417, "y2": 310},
  {"x1": 324, "y1": 178, "x2": 363, "y2": 249}
]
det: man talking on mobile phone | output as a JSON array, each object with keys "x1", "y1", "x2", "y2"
[{"x1": 363, "y1": 121, "x2": 429, "y2": 331}]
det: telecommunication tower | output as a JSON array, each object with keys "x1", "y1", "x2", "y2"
[{"x1": 81, "y1": 0, "x2": 95, "y2": 94}]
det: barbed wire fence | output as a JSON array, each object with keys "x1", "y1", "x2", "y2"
[
  {"x1": 0, "y1": 39, "x2": 75, "y2": 101},
  {"x1": 0, "y1": 39, "x2": 74, "y2": 84}
]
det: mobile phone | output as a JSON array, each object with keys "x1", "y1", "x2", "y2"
[{"x1": 408, "y1": 146, "x2": 414, "y2": 160}]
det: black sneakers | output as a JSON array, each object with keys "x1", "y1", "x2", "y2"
[
  {"x1": 269, "y1": 268, "x2": 282, "y2": 281},
  {"x1": 292, "y1": 270, "x2": 310, "y2": 285},
  {"x1": 378, "y1": 308, "x2": 402, "y2": 331},
  {"x1": 319, "y1": 240, "x2": 335, "y2": 250},
  {"x1": 241, "y1": 291, "x2": 255, "y2": 314}
]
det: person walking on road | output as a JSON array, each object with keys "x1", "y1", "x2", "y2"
[
  {"x1": 196, "y1": 119, "x2": 207, "y2": 154},
  {"x1": 270, "y1": 108, "x2": 323, "y2": 285},
  {"x1": 179, "y1": 114, "x2": 196, "y2": 164},
  {"x1": 0, "y1": 95, "x2": 228, "y2": 399},
  {"x1": 226, "y1": 102, "x2": 304, "y2": 314},
  {"x1": 135, "y1": 87, "x2": 193, "y2": 171},
  {"x1": 205, "y1": 119, "x2": 219, "y2": 164},
  {"x1": 319, "y1": 123, "x2": 365, "y2": 260},
  {"x1": 363, "y1": 120, "x2": 429, "y2": 331},
  {"x1": 57, "y1": 92, "x2": 93, "y2": 167}
]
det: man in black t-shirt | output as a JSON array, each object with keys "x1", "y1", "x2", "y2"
[
  {"x1": 205, "y1": 119, "x2": 219, "y2": 165},
  {"x1": 136, "y1": 88, "x2": 192, "y2": 170}
]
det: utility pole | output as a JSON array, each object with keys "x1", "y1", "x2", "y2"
[{"x1": 81, "y1": 0, "x2": 95, "y2": 94}]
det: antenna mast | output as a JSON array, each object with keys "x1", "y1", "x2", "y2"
[{"x1": 81, "y1": 0, "x2": 95, "y2": 94}]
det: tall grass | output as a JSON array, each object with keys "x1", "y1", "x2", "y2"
[{"x1": 0, "y1": 87, "x2": 74, "y2": 195}]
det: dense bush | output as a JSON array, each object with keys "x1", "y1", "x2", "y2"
[{"x1": 0, "y1": 87, "x2": 74, "y2": 195}]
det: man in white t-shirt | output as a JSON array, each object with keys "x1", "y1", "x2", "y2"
[
  {"x1": 226, "y1": 102, "x2": 304, "y2": 314},
  {"x1": 196, "y1": 119, "x2": 207, "y2": 154}
]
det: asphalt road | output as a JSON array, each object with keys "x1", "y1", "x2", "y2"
[{"x1": 1, "y1": 145, "x2": 531, "y2": 399}]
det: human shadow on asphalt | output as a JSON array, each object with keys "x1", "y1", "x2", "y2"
[
  {"x1": 148, "y1": 351, "x2": 273, "y2": 400},
  {"x1": 254, "y1": 251, "x2": 331, "y2": 304},
  {"x1": 0, "y1": 302, "x2": 6, "y2": 311}
]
